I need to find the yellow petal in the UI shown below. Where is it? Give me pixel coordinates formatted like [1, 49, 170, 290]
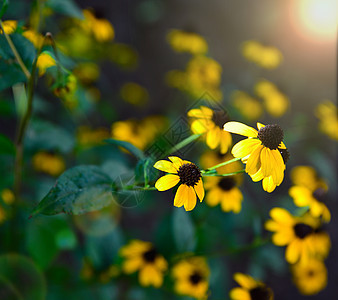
[229, 287, 251, 300]
[206, 188, 221, 206]
[270, 207, 294, 224]
[187, 106, 213, 118]
[270, 149, 285, 185]
[257, 122, 265, 130]
[271, 230, 294, 246]
[260, 148, 273, 177]
[183, 185, 197, 211]
[224, 121, 258, 137]
[155, 174, 180, 191]
[122, 256, 143, 274]
[279, 141, 286, 149]
[168, 156, 184, 170]
[262, 176, 277, 193]
[245, 144, 263, 175]
[286, 240, 301, 264]
[220, 130, 232, 154]
[138, 265, 163, 287]
[231, 138, 261, 158]
[250, 168, 264, 182]
[174, 184, 189, 207]
[194, 178, 204, 202]
[206, 127, 221, 149]
[233, 273, 257, 289]
[153, 160, 177, 173]
[191, 119, 210, 134]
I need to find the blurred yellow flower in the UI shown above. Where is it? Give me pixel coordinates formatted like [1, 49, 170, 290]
[230, 272, 273, 300]
[111, 115, 167, 150]
[188, 106, 232, 153]
[0, 20, 17, 34]
[242, 40, 283, 69]
[109, 43, 139, 70]
[290, 165, 319, 190]
[1, 189, 15, 205]
[73, 62, 100, 84]
[154, 156, 204, 211]
[224, 122, 288, 192]
[167, 29, 208, 54]
[120, 240, 167, 288]
[81, 9, 114, 42]
[231, 90, 263, 121]
[254, 79, 289, 117]
[120, 82, 149, 106]
[265, 208, 331, 264]
[172, 257, 210, 299]
[76, 126, 110, 147]
[53, 74, 78, 108]
[32, 152, 66, 176]
[291, 259, 327, 295]
[36, 52, 56, 76]
[315, 100, 338, 140]
[22, 29, 44, 48]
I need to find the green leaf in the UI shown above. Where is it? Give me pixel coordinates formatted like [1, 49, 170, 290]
[134, 157, 158, 184]
[0, 0, 9, 19]
[0, 134, 15, 155]
[105, 138, 145, 159]
[26, 119, 74, 153]
[172, 208, 196, 252]
[0, 59, 27, 91]
[46, 0, 83, 19]
[31, 165, 114, 216]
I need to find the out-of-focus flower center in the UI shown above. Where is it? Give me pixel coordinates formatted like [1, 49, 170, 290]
[178, 163, 201, 187]
[217, 177, 236, 191]
[142, 247, 157, 263]
[212, 110, 229, 128]
[293, 223, 314, 239]
[312, 187, 327, 203]
[249, 285, 273, 300]
[257, 124, 284, 150]
[189, 271, 203, 285]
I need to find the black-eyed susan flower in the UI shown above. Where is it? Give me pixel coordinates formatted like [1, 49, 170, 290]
[32, 152, 65, 176]
[0, 20, 17, 34]
[289, 174, 330, 222]
[231, 90, 263, 121]
[315, 100, 338, 140]
[290, 165, 319, 190]
[120, 82, 149, 106]
[36, 52, 56, 76]
[265, 208, 331, 264]
[230, 272, 273, 300]
[120, 240, 167, 288]
[291, 259, 327, 295]
[167, 29, 208, 54]
[188, 106, 232, 154]
[172, 257, 210, 299]
[154, 157, 204, 211]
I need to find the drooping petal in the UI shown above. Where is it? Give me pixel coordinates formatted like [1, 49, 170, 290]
[122, 256, 143, 274]
[270, 149, 285, 185]
[260, 148, 273, 177]
[233, 273, 257, 289]
[191, 119, 213, 134]
[250, 168, 264, 182]
[262, 176, 277, 193]
[245, 144, 263, 175]
[194, 178, 204, 202]
[206, 188, 221, 206]
[206, 127, 221, 149]
[231, 138, 261, 158]
[224, 121, 258, 137]
[174, 184, 189, 207]
[153, 160, 177, 173]
[138, 265, 163, 287]
[183, 185, 197, 211]
[155, 174, 180, 191]
[187, 106, 213, 118]
[220, 130, 232, 154]
[285, 240, 302, 264]
[229, 287, 251, 300]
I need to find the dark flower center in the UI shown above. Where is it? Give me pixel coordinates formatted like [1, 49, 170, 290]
[189, 271, 203, 285]
[212, 110, 229, 128]
[178, 163, 201, 187]
[293, 223, 314, 239]
[279, 148, 290, 164]
[218, 177, 236, 191]
[312, 188, 327, 203]
[257, 124, 284, 150]
[249, 285, 273, 300]
[142, 248, 157, 263]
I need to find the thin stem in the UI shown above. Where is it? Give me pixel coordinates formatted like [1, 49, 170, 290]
[0, 20, 31, 78]
[202, 170, 245, 177]
[165, 134, 202, 156]
[204, 157, 242, 172]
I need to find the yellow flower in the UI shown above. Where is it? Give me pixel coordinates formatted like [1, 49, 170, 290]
[188, 106, 232, 154]
[36, 52, 56, 76]
[120, 82, 149, 106]
[82, 9, 114, 42]
[224, 121, 288, 192]
[265, 208, 331, 264]
[53, 74, 78, 106]
[290, 165, 319, 190]
[73, 62, 100, 84]
[109, 43, 138, 70]
[32, 152, 66, 176]
[172, 257, 210, 299]
[291, 259, 327, 295]
[230, 272, 274, 300]
[0, 20, 17, 34]
[315, 100, 338, 140]
[167, 29, 208, 54]
[231, 90, 263, 121]
[22, 29, 44, 48]
[76, 126, 110, 147]
[120, 240, 167, 288]
[242, 40, 282, 69]
[153, 157, 204, 211]
[1, 189, 15, 205]
[254, 79, 289, 117]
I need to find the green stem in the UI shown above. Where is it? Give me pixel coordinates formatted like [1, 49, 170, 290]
[202, 170, 245, 177]
[204, 157, 242, 172]
[0, 20, 31, 78]
[165, 134, 202, 156]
